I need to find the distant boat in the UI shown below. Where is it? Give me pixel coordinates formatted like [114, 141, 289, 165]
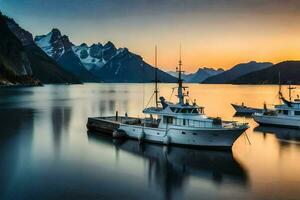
[231, 103, 264, 114]
[253, 79, 300, 128]
[87, 47, 249, 149]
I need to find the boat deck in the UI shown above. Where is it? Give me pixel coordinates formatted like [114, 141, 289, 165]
[87, 116, 158, 134]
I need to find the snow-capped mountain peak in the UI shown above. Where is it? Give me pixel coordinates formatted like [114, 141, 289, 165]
[35, 31, 52, 48]
[35, 28, 177, 83]
[72, 43, 105, 70]
[35, 28, 73, 60]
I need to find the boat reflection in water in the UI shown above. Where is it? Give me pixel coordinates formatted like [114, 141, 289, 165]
[233, 112, 254, 118]
[88, 132, 248, 199]
[254, 126, 300, 145]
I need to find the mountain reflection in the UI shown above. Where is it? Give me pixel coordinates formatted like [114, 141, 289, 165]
[88, 133, 248, 200]
[51, 106, 72, 155]
[0, 108, 35, 199]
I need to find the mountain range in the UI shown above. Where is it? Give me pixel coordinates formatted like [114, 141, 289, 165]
[231, 61, 300, 84]
[0, 12, 176, 85]
[35, 29, 177, 83]
[34, 29, 99, 82]
[203, 61, 273, 84]
[2, 12, 300, 86]
[168, 67, 224, 83]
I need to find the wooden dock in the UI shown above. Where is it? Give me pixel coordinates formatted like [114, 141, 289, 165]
[87, 117, 120, 134]
[86, 116, 142, 135]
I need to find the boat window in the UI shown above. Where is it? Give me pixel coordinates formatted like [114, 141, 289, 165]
[174, 118, 178, 125]
[187, 120, 189, 125]
[193, 133, 197, 135]
[181, 108, 187, 113]
[205, 122, 211, 127]
[192, 109, 198, 113]
[199, 108, 204, 114]
[189, 120, 194, 126]
[183, 119, 186, 125]
[295, 111, 300, 115]
[283, 110, 289, 115]
[163, 116, 173, 124]
[182, 132, 186, 134]
[194, 121, 200, 127]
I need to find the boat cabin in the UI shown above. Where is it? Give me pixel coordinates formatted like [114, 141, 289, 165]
[143, 100, 217, 129]
[275, 101, 300, 117]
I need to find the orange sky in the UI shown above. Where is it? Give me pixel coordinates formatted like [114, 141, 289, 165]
[105, 12, 300, 72]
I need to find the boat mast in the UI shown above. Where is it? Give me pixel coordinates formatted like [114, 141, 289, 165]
[278, 71, 282, 99]
[177, 45, 184, 104]
[154, 45, 159, 109]
[288, 84, 296, 101]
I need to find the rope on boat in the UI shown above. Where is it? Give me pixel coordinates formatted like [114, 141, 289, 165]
[169, 87, 175, 101]
[244, 131, 251, 145]
[145, 92, 155, 108]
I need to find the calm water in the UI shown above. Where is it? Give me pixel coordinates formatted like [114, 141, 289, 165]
[0, 84, 300, 200]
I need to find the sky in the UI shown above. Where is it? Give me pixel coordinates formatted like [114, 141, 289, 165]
[1, 0, 300, 72]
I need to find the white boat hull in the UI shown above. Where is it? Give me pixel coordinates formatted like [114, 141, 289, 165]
[253, 113, 300, 128]
[119, 125, 247, 149]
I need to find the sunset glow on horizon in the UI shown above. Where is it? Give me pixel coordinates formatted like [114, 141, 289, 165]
[2, 0, 300, 72]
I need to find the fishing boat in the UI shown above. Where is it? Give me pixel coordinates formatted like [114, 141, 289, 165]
[253, 84, 300, 128]
[231, 103, 264, 114]
[87, 47, 249, 149]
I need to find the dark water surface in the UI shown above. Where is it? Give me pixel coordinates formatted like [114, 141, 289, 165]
[0, 84, 300, 200]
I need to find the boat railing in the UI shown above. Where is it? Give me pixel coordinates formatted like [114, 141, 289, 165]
[97, 116, 142, 124]
[143, 107, 163, 113]
[96, 116, 160, 128]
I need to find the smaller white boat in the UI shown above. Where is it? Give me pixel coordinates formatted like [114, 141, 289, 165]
[253, 84, 300, 128]
[231, 103, 264, 114]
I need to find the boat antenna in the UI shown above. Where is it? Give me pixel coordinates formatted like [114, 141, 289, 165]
[154, 45, 159, 109]
[177, 44, 184, 104]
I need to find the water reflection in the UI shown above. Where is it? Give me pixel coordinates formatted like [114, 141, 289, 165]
[0, 108, 35, 199]
[233, 112, 254, 118]
[1, 84, 300, 199]
[88, 133, 249, 200]
[254, 126, 300, 147]
[51, 107, 72, 155]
